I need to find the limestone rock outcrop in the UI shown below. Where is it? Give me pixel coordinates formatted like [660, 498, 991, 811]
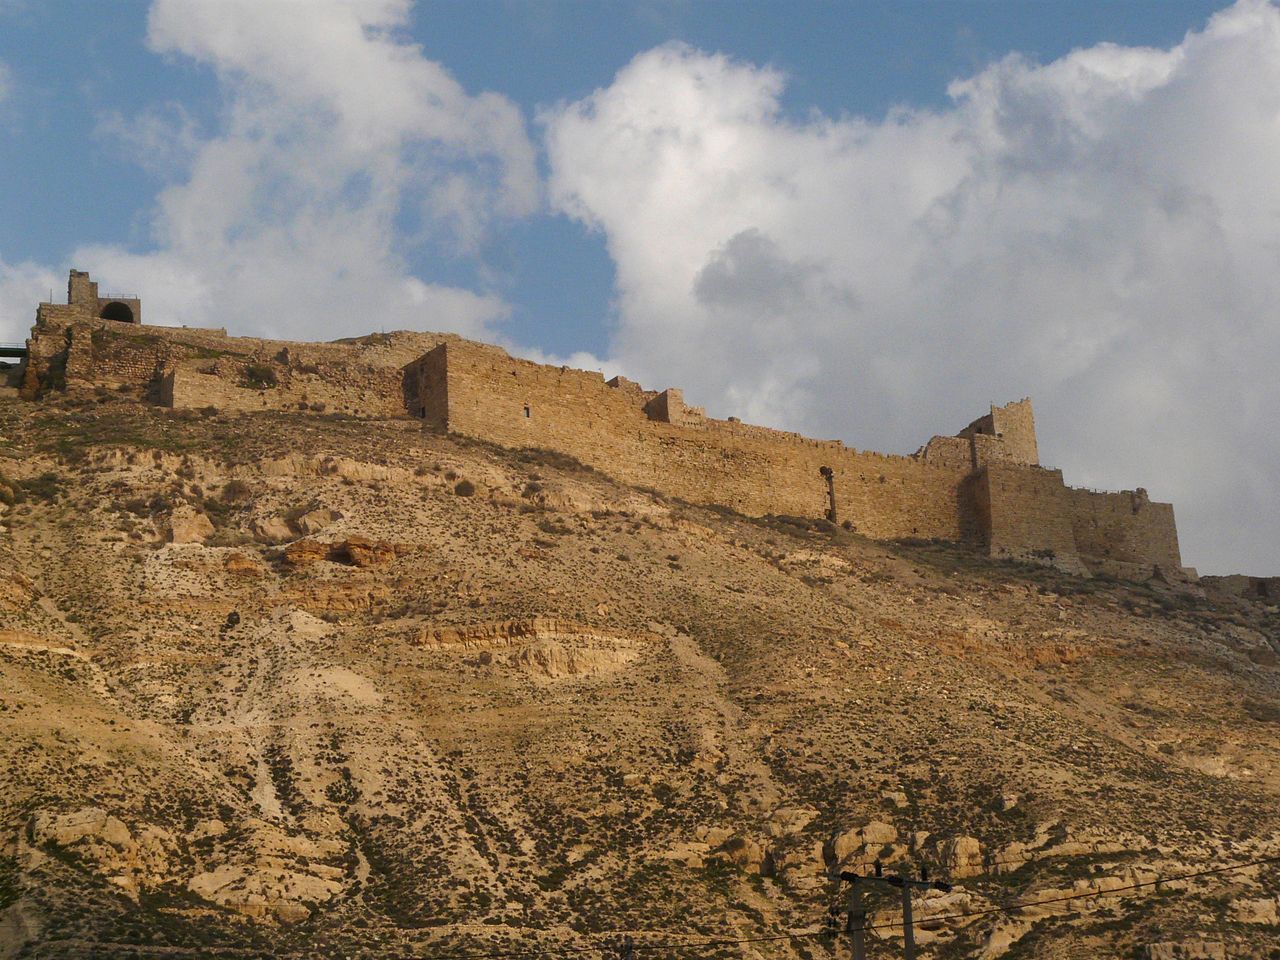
[187, 863, 342, 924]
[293, 506, 342, 535]
[501, 639, 638, 679]
[28, 808, 118, 847]
[940, 835, 984, 878]
[283, 538, 329, 567]
[224, 552, 264, 577]
[0, 570, 34, 611]
[1230, 897, 1279, 925]
[1145, 941, 1226, 960]
[715, 835, 768, 874]
[332, 535, 395, 567]
[167, 504, 215, 544]
[283, 536, 397, 568]
[828, 820, 900, 873]
[252, 516, 294, 544]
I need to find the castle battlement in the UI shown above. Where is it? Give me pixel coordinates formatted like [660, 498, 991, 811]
[18, 270, 1191, 582]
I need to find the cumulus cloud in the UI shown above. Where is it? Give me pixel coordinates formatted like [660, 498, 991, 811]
[0, 257, 59, 343]
[543, 1, 1280, 575]
[69, 0, 536, 341]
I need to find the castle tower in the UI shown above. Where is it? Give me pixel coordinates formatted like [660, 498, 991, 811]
[54, 269, 142, 324]
[988, 398, 1039, 466]
[957, 398, 1039, 467]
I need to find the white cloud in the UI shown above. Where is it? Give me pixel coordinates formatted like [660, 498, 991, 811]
[71, 0, 537, 341]
[544, 2, 1280, 575]
[0, 257, 59, 344]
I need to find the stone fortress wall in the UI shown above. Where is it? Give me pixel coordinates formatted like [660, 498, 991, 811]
[21, 271, 1191, 581]
[24, 271, 452, 417]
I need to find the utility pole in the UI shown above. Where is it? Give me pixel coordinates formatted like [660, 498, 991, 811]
[845, 873, 867, 960]
[839, 860, 952, 960]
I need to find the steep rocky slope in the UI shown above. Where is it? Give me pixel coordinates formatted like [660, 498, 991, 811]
[0, 391, 1277, 958]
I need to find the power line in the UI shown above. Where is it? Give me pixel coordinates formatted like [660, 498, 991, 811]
[424, 852, 1280, 959]
[849, 852, 1280, 935]
[33, 852, 1280, 959]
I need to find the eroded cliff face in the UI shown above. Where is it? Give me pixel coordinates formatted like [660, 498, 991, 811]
[0, 393, 1277, 959]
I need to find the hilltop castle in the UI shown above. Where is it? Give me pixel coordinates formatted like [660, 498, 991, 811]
[18, 270, 1191, 582]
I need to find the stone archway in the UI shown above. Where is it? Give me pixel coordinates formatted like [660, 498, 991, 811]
[99, 301, 135, 323]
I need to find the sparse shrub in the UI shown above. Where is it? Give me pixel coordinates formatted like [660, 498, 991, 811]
[14, 472, 63, 504]
[454, 479, 476, 497]
[242, 363, 278, 389]
[514, 447, 595, 474]
[221, 479, 252, 502]
[206, 528, 252, 547]
[1244, 698, 1280, 723]
[537, 517, 572, 536]
[283, 499, 318, 521]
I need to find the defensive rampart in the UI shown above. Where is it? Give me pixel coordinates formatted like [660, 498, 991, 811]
[25, 296, 451, 417]
[19, 270, 1191, 582]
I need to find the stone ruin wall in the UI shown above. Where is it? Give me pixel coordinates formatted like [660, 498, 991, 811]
[429, 339, 981, 541]
[67, 269, 142, 325]
[1203, 575, 1280, 601]
[978, 463, 1184, 578]
[26, 310, 452, 418]
[1064, 487, 1182, 577]
[989, 398, 1039, 466]
[977, 465, 1092, 575]
[21, 282, 1188, 580]
[957, 398, 1040, 468]
[160, 363, 408, 418]
[424, 339, 1185, 574]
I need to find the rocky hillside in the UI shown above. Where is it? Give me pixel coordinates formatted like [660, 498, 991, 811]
[0, 390, 1278, 959]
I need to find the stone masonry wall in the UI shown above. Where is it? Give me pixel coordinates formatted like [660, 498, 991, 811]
[433, 340, 978, 540]
[1064, 487, 1182, 573]
[23, 292, 1187, 582]
[916, 435, 973, 469]
[990, 398, 1039, 466]
[978, 465, 1183, 576]
[406, 345, 449, 429]
[28, 313, 451, 418]
[977, 464, 1087, 573]
[161, 361, 409, 418]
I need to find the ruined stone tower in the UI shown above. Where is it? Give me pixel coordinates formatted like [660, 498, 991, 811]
[63, 269, 142, 325]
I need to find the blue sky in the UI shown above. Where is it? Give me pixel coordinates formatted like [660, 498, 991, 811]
[1, 0, 1277, 576]
[0, 0, 1224, 356]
